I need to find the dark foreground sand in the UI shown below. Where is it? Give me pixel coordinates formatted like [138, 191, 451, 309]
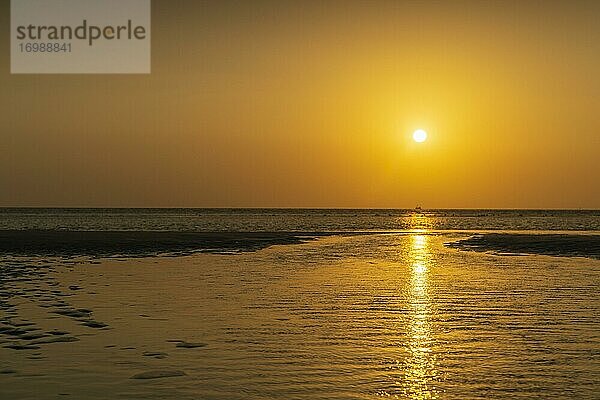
[0, 230, 339, 257]
[448, 233, 600, 259]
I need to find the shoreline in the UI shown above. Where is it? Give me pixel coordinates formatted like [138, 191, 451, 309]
[0, 230, 599, 259]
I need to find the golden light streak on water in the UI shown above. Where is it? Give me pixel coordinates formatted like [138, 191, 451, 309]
[407, 212, 435, 232]
[403, 229, 439, 399]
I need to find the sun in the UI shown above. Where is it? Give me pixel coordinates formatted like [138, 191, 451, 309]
[413, 129, 427, 143]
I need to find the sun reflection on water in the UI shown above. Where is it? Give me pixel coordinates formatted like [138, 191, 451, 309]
[403, 230, 438, 399]
[406, 212, 435, 232]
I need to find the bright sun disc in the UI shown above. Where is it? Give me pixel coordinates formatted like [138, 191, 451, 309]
[413, 129, 427, 143]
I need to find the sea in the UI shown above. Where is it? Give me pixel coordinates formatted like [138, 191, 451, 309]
[0, 208, 599, 232]
[0, 208, 599, 399]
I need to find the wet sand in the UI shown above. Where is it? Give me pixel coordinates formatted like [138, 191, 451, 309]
[448, 233, 600, 259]
[0, 230, 337, 257]
[1, 233, 599, 399]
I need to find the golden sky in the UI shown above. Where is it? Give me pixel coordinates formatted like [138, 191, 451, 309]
[1, 0, 599, 208]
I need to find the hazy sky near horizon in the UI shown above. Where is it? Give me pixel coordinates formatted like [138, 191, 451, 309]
[1, 0, 599, 208]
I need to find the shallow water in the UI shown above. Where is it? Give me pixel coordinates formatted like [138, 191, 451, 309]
[1, 233, 599, 399]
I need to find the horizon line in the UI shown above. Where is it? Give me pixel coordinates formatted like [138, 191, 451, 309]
[0, 206, 598, 211]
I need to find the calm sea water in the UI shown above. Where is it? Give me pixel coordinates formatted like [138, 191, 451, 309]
[0, 208, 599, 232]
[1, 210, 599, 399]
